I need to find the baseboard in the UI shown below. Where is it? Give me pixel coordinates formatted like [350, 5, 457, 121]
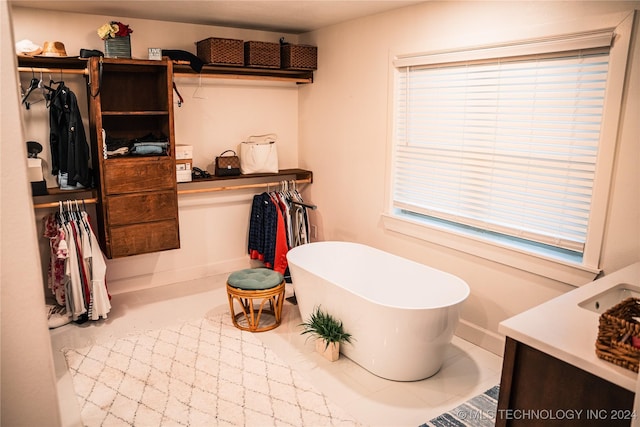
[107, 257, 253, 295]
[455, 318, 506, 357]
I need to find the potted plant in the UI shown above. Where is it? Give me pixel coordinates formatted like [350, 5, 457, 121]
[300, 306, 353, 361]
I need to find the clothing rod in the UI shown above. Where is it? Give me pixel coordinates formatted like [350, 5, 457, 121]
[33, 198, 98, 209]
[18, 66, 88, 75]
[177, 177, 312, 195]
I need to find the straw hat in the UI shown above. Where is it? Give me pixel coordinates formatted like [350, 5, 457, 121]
[39, 41, 71, 57]
[15, 39, 42, 56]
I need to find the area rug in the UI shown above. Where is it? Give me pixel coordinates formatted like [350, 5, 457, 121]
[421, 385, 500, 427]
[64, 314, 359, 426]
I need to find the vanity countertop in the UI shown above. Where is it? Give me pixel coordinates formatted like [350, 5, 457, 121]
[499, 262, 640, 392]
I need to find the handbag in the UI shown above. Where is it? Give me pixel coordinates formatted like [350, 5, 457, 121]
[215, 150, 241, 176]
[239, 134, 279, 174]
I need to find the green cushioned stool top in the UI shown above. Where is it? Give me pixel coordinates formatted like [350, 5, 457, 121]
[228, 268, 284, 290]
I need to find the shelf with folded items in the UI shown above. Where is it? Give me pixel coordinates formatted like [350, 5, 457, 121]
[102, 113, 171, 159]
[101, 111, 170, 116]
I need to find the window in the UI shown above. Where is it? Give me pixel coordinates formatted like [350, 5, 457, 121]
[385, 20, 633, 284]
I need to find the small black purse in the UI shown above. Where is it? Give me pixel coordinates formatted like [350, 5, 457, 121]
[215, 150, 241, 176]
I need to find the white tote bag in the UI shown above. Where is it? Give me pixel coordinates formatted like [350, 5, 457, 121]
[239, 134, 279, 174]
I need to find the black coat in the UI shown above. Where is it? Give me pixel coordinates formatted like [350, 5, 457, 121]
[49, 83, 91, 187]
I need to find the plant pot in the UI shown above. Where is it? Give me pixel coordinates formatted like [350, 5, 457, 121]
[316, 340, 339, 362]
[105, 35, 131, 58]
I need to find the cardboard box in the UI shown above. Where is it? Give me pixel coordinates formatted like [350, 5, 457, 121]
[176, 159, 192, 171]
[176, 169, 192, 183]
[27, 158, 44, 181]
[176, 145, 193, 160]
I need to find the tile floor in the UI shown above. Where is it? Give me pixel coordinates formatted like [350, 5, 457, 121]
[49, 272, 503, 427]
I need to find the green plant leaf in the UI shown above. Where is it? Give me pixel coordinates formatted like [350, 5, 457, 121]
[299, 305, 353, 345]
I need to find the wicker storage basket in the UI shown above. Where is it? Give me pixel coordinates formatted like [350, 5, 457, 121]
[196, 37, 244, 66]
[281, 44, 317, 70]
[596, 297, 640, 372]
[244, 41, 280, 68]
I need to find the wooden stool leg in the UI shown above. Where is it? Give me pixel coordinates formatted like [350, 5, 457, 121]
[226, 281, 285, 332]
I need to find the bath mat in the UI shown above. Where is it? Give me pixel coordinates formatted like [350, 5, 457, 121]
[421, 385, 500, 427]
[64, 314, 359, 426]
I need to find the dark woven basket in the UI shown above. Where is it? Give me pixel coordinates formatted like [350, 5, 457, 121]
[596, 297, 640, 372]
[196, 37, 244, 66]
[244, 41, 280, 68]
[281, 44, 317, 70]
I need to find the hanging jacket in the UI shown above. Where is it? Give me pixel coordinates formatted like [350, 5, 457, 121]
[248, 192, 278, 266]
[49, 83, 91, 187]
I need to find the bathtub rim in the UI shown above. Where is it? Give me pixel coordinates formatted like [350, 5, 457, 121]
[287, 241, 470, 310]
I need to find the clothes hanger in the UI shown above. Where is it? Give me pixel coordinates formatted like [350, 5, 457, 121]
[172, 81, 184, 107]
[21, 70, 40, 108]
[192, 74, 207, 99]
[26, 71, 50, 108]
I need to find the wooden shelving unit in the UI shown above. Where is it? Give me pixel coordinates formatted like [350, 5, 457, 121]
[21, 56, 315, 254]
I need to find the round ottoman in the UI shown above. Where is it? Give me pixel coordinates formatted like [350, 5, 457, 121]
[226, 268, 285, 332]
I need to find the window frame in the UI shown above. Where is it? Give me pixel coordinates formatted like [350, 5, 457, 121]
[383, 13, 635, 286]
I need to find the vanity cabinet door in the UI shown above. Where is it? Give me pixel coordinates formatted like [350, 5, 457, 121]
[497, 337, 634, 426]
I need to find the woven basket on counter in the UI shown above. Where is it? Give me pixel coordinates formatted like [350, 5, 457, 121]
[244, 41, 280, 68]
[196, 37, 244, 66]
[596, 297, 640, 372]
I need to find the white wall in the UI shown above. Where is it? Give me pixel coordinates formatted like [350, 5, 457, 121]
[299, 1, 640, 353]
[1, 3, 62, 425]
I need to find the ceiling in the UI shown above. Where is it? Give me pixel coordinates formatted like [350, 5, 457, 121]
[11, 1, 425, 34]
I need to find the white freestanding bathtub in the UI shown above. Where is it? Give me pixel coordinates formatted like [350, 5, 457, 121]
[286, 241, 470, 381]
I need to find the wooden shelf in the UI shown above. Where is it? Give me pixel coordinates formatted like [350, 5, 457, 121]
[172, 62, 314, 84]
[18, 56, 314, 84]
[178, 168, 312, 185]
[177, 168, 313, 194]
[32, 188, 98, 209]
[101, 111, 170, 116]
[17, 55, 88, 71]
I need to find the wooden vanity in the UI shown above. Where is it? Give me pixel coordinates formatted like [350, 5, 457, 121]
[497, 263, 639, 426]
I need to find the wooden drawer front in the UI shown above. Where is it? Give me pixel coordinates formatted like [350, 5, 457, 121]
[104, 159, 175, 195]
[109, 220, 180, 258]
[107, 191, 177, 226]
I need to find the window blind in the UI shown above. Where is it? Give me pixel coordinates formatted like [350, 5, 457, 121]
[393, 47, 611, 253]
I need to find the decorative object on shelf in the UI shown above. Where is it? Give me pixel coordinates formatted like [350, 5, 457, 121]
[196, 37, 244, 66]
[15, 39, 42, 56]
[596, 297, 640, 372]
[26, 140, 47, 196]
[148, 48, 162, 60]
[280, 38, 318, 70]
[239, 133, 279, 174]
[39, 41, 73, 58]
[98, 21, 133, 58]
[299, 306, 352, 362]
[244, 41, 280, 68]
[215, 150, 241, 177]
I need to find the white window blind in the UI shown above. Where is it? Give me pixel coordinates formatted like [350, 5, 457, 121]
[392, 34, 613, 254]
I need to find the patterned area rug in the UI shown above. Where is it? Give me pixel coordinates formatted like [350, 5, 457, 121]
[64, 314, 359, 426]
[421, 385, 500, 427]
